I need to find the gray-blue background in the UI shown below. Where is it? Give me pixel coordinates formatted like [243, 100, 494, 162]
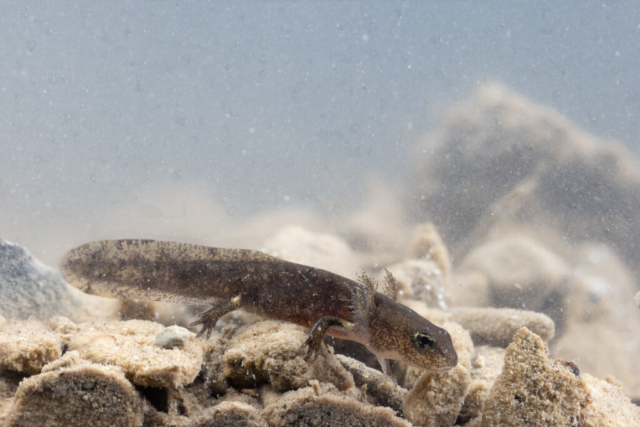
[1, 1, 639, 254]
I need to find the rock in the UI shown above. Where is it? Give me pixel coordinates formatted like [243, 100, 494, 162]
[336, 354, 406, 414]
[386, 259, 449, 308]
[581, 374, 640, 426]
[457, 346, 506, 426]
[410, 222, 451, 279]
[459, 236, 567, 311]
[155, 325, 192, 349]
[552, 320, 640, 401]
[263, 382, 411, 427]
[0, 239, 78, 320]
[452, 307, 555, 347]
[403, 365, 471, 427]
[200, 331, 229, 394]
[552, 243, 640, 396]
[67, 319, 204, 388]
[410, 82, 640, 272]
[186, 401, 266, 427]
[0, 319, 61, 374]
[223, 320, 354, 392]
[481, 327, 589, 426]
[5, 356, 143, 427]
[143, 400, 267, 427]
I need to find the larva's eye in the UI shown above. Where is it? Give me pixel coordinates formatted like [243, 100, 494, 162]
[412, 331, 435, 349]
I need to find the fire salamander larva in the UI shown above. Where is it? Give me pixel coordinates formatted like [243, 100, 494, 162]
[60, 239, 458, 375]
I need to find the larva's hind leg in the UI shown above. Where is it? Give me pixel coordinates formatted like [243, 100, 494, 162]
[190, 294, 241, 339]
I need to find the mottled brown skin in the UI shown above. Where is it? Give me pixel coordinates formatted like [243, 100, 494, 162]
[60, 239, 458, 373]
[369, 294, 456, 370]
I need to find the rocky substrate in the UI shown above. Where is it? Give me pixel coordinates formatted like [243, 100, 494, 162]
[0, 231, 638, 426]
[0, 313, 638, 427]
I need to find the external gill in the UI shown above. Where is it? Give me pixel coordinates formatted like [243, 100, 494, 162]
[353, 270, 401, 381]
[352, 270, 377, 321]
[381, 269, 398, 301]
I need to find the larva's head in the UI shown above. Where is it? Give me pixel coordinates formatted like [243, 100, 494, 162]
[368, 294, 458, 372]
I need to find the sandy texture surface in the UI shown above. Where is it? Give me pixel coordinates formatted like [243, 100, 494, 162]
[451, 307, 555, 347]
[481, 327, 590, 426]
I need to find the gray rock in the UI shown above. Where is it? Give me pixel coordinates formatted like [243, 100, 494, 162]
[0, 239, 78, 320]
[155, 325, 191, 349]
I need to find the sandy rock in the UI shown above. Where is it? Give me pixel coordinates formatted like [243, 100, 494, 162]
[458, 380, 488, 426]
[457, 346, 505, 425]
[324, 337, 381, 374]
[184, 401, 266, 427]
[49, 315, 80, 334]
[0, 239, 78, 320]
[0, 319, 61, 374]
[258, 384, 283, 408]
[407, 86, 640, 406]
[452, 307, 555, 347]
[5, 358, 142, 427]
[49, 315, 81, 351]
[562, 243, 637, 324]
[403, 364, 472, 427]
[336, 354, 406, 414]
[410, 83, 640, 270]
[410, 222, 451, 279]
[411, 82, 575, 245]
[262, 226, 359, 278]
[386, 259, 449, 308]
[550, 243, 640, 396]
[552, 320, 640, 400]
[443, 321, 474, 371]
[459, 236, 567, 310]
[143, 400, 266, 427]
[636, 291, 640, 308]
[67, 319, 204, 388]
[41, 349, 84, 372]
[155, 325, 192, 349]
[481, 327, 589, 426]
[470, 346, 505, 384]
[223, 320, 354, 392]
[263, 381, 411, 427]
[581, 374, 640, 426]
[200, 331, 229, 394]
[140, 376, 263, 426]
